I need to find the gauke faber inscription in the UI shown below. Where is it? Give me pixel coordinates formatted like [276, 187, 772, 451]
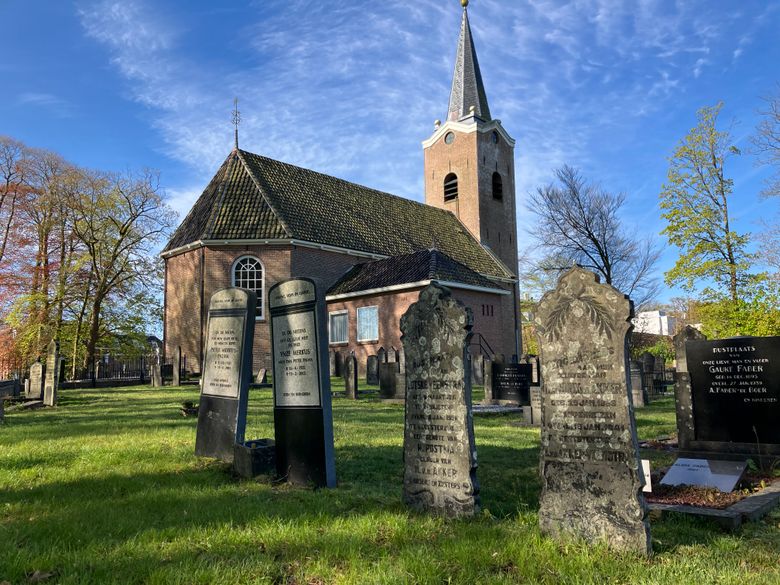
[195, 288, 256, 462]
[400, 283, 479, 517]
[534, 267, 650, 555]
[269, 278, 336, 488]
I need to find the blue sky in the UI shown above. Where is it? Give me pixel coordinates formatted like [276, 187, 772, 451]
[2, 0, 779, 302]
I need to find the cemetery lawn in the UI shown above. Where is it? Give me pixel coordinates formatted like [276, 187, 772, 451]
[1, 387, 778, 585]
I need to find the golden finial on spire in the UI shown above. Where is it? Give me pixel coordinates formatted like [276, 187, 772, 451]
[461, 0, 469, 7]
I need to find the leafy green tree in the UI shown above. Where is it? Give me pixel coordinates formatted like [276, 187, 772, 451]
[660, 102, 751, 303]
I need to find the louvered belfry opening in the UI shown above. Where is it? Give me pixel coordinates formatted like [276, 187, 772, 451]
[492, 172, 503, 200]
[444, 173, 459, 201]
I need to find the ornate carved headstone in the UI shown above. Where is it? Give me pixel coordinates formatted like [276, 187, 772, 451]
[534, 266, 650, 555]
[195, 288, 256, 462]
[401, 283, 479, 517]
[269, 278, 336, 488]
[366, 355, 379, 385]
[344, 353, 358, 399]
[172, 346, 182, 386]
[28, 362, 44, 400]
[43, 340, 60, 407]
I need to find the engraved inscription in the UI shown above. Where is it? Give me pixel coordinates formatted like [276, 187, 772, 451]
[202, 315, 244, 398]
[273, 311, 321, 407]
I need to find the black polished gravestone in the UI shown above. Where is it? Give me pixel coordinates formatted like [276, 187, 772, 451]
[194, 288, 256, 463]
[269, 278, 336, 488]
[490, 362, 531, 404]
[684, 336, 780, 457]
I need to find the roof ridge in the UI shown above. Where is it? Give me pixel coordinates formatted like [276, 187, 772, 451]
[234, 149, 293, 238]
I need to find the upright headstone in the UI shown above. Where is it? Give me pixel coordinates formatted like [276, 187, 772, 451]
[534, 266, 650, 555]
[391, 347, 401, 371]
[471, 354, 484, 386]
[377, 346, 387, 364]
[172, 346, 182, 386]
[269, 278, 336, 488]
[683, 334, 780, 459]
[379, 362, 402, 399]
[195, 288, 256, 462]
[673, 326, 706, 453]
[24, 378, 30, 397]
[640, 352, 655, 398]
[28, 362, 44, 400]
[328, 351, 336, 376]
[528, 386, 542, 426]
[43, 340, 60, 407]
[629, 360, 645, 409]
[255, 367, 268, 384]
[398, 347, 406, 375]
[401, 283, 479, 517]
[334, 351, 344, 377]
[344, 353, 358, 399]
[151, 364, 163, 387]
[483, 359, 494, 402]
[489, 362, 532, 404]
[366, 355, 379, 385]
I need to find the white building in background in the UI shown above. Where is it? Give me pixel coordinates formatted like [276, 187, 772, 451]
[633, 310, 677, 336]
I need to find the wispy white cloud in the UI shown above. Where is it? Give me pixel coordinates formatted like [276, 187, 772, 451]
[16, 92, 74, 117]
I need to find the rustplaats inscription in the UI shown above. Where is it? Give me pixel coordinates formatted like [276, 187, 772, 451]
[269, 279, 316, 308]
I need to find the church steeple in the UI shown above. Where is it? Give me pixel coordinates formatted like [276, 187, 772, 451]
[447, 2, 491, 122]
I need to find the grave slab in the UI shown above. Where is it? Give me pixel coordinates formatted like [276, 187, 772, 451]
[660, 458, 747, 492]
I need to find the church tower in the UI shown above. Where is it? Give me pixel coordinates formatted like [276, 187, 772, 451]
[423, 1, 518, 276]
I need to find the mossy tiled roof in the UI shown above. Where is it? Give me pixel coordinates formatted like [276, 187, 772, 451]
[327, 249, 504, 296]
[163, 149, 512, 280]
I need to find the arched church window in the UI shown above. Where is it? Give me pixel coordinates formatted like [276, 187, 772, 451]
[492, 172, 503, 200]
[232, 256, 264, 319]
[444, 173, 459, 201]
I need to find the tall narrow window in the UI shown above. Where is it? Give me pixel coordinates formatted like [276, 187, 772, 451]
[357, 306, 379, 342]
[492, 172, 503, 200]
[329, 311, 348, 344]
[444, 173, 459, 201]
[232, 256, 264, 319]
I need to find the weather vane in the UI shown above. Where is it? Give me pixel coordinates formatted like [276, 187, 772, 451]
[232, 97, 241, 149]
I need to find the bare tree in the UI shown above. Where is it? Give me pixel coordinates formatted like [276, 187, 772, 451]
[752, 84, 780, 198]
[0, 136, 29, 267]
[528, 165, 661, 307]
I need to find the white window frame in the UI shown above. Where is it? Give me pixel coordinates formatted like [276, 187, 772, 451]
[328, 310, 349, 345]
[356, 306, 379, 342]
[231, 255, 265, 321]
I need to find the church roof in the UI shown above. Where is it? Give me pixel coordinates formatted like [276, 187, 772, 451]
[163, 149, 514, 280]
[327, 249, 504, 297]
[447, 7, 491, 122]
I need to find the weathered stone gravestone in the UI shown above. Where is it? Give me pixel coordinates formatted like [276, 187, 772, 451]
[679, 332, 780, 459]
[334, 351, 344, 377]
[377, 346, 387, 364]
[151, 364, 163, 387]
[269, 278, 336, 488]
[43, 340, 60, 406]
[328, 351, 336, 376]
[255, 367, 268, 384]
[629, 360, 645, 409]
[172, 346, 182, 386]
[401, 283, 479, 517]
[194, 288, 256, 462]
[534, 266, 650, 555]
[366, 355, 379, 385]
[344, 353, 358, 399]
[28, 362, 44, 400]
[471, 354, 484, 386]
[390, 347, 401, 371]
[379, 362, 404, 399]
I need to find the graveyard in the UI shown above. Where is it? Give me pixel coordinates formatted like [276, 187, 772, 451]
[0, 380, 777, 584]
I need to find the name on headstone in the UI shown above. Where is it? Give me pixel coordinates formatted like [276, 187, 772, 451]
[269, 278, 336, 488]
[660, 458, 747, 493]
[534, 266, 650, 555]
[490, 362, 532, 404]
[194, 288, 256, 462]
[401, 283, 479, 517]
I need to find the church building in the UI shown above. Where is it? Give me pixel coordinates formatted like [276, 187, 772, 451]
[161, 3, 521, 375]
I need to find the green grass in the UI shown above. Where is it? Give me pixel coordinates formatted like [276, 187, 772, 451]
[1, 384, 778, 584]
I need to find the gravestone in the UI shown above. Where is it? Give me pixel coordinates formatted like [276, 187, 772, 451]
[151, 364, 163, 387]
[194, 288, 256, 462]
[401, 283, 479, 517]
[660, 458, 747, 492]
[366, 355, 379, 385]
[471, 354, 484, 386]
[483, 359, 494, 402]
[172, 346, 182, 386]
[344, 353, 358, 399]
[673, 326, 706, 453]
[28, 362, 44, 400]
[398, 347, 406, 375]
[43, 340, 60, 407]
[681, 334, 780, 459]
[534, 266, 650, 555]
[255, 367, 268, 384]
[629, 360, 645, 408]
[334, 351, 344, 377]
[528, 386, 542, 426]
[489, 362, 531, 404]
[328, 351, 336, 376]
[391, 347, 401, 371]
[377, 346, 387, 364]
[269, 278, 336, 488]
[379, 362, 404, 399]
[24, 379, 30, 397]
[640, 352, 655, 398]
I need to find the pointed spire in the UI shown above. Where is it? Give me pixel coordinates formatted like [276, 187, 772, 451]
[447, 3, 491, 122]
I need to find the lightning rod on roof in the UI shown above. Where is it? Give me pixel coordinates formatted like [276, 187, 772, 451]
[232, 97, 241, 149]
